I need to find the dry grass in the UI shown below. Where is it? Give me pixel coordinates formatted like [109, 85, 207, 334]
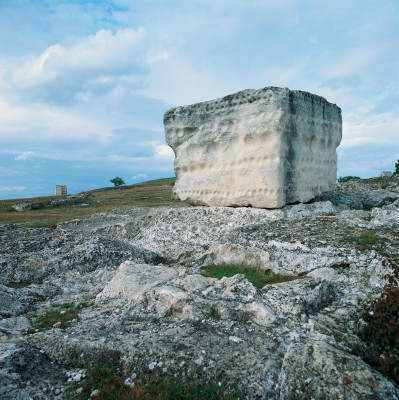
[0, 178, 188, 228]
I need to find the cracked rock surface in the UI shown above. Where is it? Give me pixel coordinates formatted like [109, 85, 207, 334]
[0, 177, 399, 399]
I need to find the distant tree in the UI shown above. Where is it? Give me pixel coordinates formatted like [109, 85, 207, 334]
[110, 176, 125, 186]
[395, 159, 399, 175]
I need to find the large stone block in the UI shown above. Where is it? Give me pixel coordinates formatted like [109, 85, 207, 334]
[164, 86, 342, 208]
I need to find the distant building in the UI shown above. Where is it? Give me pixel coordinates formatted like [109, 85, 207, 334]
[379, 171, 393, 178]
[55, 185, 67, 196]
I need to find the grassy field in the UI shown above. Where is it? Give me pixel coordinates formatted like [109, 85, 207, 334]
[0, 178, 189, 228]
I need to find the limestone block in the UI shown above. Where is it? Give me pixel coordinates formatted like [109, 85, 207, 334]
[164, 86, 342, 208]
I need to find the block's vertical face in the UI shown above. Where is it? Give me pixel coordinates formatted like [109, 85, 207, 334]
[280, 90, 342, 205]
[164, 87, 342, 208]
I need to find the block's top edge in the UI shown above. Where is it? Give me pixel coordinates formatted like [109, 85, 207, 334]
[164, 86, 341, 123]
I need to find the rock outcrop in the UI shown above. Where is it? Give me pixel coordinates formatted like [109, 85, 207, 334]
[165, 87, 342, 208]
[1, 176, 399, 399]
[11, 201, 41, 212]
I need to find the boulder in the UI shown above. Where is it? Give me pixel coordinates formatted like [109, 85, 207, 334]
[277, 340, 399, 399]
[49, 193, 88, 207]
[370, 205, 399, 227]
[11, 201, 40, 212]
[364, 189, 399, 207]
[0, 284, 35, 317]
[316, 189, 399, 209]
[165, 86, 342, 208]
[0, 316, 31, 334]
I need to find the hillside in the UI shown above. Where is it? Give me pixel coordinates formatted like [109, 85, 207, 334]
[0, 178, 189, 227]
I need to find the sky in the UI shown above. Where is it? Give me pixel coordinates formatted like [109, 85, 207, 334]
[0, 0, 398, 200]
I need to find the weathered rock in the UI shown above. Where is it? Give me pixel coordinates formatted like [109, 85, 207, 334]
[364, 189, 399, 207]
[49, 193, 88, 207]
[29, 256, 396, 399]
[1, 178, 399, 399]
[96, 262, 179, 304]
[370, 205, 399, 227]
[277, 340, 399, 399]
[0, 224, 162, 285]
[0, 316, 31, 334]
[315, 191, 366, 209]
[316, 189, 399, 209]
[165, 86, 342, 208]
[11, 201, 41, 212]
[0, 338, 66, 399]
[0, 284, 35, 317]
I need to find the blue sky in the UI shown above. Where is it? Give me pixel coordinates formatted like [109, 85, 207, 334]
[0, 0, 398, 199]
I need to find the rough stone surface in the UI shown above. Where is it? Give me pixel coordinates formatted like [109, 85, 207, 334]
[316, 179, 399, 210]
[165, 86, 342, 208]
[11, 201, 41, 212]
[0, 316, 31, 334]
[49, 193, 88, 207]
[0, 284, 35, 317]
[0, 176, 399, 399]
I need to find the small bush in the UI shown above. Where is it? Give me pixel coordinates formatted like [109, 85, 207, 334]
[66, 363, 243, 400]
[110, 177, 126, 186]
[360, 257, 399, 383]
[395, 159, 399, 175]
[337, 176, 361, 183]
[201, 263, 302, 288]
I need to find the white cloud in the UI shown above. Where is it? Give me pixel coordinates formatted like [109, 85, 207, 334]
[154, 144, 174, 159]
[147, 51, 170, 63]
[14, 28, 146, 85]
[12, 28, 148, 103]
[341, 112, 399, 148]
[0, 93, 110, 142]
[0, 185, 26, 192]
[15, 151, 36, 162]
[132, 173, 148, 180]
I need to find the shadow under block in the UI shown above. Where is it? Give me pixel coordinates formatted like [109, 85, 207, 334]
[164, 86, 342, 208]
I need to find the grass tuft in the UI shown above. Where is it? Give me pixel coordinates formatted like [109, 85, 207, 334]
[344, 230, 386, 251]
[29, 302, 87, 332]
[66, 363, 243, 400]
[201, 263, 302, 288]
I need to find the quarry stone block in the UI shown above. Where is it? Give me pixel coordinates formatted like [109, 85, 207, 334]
[164, 86, 342, 208]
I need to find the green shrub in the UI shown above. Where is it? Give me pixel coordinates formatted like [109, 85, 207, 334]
[110, 177, 126, 186]
[201, 263, 302, 288]
[337, 176, 361, 183]
[395, 159, 399, 175]
[360, 257, 399, 383]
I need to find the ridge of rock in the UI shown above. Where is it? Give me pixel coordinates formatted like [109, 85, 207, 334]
[1, 176, 399, 399]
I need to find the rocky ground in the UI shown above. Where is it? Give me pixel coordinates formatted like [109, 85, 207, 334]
[1, 177, 399, 399]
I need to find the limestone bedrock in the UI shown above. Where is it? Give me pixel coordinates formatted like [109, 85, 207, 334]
[164, 86, 342, 208]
